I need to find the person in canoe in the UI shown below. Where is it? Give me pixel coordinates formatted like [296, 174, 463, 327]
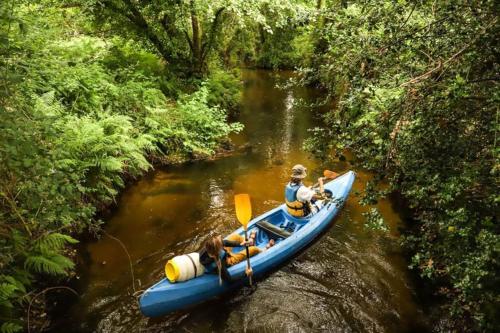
[285, 164, 325, 217]
[200, 231, 275, 284]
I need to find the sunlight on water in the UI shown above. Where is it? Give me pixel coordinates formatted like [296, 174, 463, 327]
[281, 91, 295, 155]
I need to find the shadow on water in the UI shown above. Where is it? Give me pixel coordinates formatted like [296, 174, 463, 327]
[49, 70, 429, 333]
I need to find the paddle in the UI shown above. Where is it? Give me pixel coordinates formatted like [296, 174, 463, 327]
[234, 193, 253, 286]
[311, 169, 340, 189]
[323, 169, 339, 179]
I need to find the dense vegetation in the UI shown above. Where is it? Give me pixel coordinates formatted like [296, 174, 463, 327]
[0, 2, 246, 332]
[0, 0, 497, 332]
[304, 0, 499, 331]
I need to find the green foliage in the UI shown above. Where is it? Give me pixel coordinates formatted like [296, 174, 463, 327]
[304, 0, 499, 330]
[212, 1, 315, 69]
[79, 0, 309, 75]
[362, 208, 389, 232]
[1, 322, 23, 333]
[175, 86, 244, 154]
[0, 1, 243, 330]
[205, 69, 242, 116]
[255, 21, 314, 69]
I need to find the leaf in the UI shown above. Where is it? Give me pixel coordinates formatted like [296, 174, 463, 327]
[1, 322, 23, 333]
[0, 283, 19, 301]
[24, 254, 74, 276]
[35, 233, 79, 253]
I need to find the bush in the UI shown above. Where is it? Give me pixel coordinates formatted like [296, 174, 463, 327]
[205, 69, 242, 117]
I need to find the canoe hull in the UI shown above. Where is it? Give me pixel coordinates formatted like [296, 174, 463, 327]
[139, 171, 356, 317]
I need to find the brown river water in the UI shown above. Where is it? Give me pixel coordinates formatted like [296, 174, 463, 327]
[50, 70, 428, 332]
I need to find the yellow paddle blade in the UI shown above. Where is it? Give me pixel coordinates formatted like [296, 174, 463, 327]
[323, 170, 339, 179]
[234, 194, 252, 227]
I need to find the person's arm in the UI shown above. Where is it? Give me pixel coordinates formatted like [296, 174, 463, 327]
[219, 259, 233, 282]
[223, 238, 253, 247]
[198, 249, 213, 266]
[318, 177, 324, 194]
[199, 248, 234, 282]
[222, 239, 240, 247]
[298, 185, 324, 202]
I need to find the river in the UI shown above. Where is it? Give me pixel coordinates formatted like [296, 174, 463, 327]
[50, 70, 428, 332]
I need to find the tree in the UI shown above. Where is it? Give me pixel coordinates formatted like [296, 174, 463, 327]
[80, 0, 306, 75]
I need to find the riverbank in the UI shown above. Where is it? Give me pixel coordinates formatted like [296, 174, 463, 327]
[0, 18, 243, 330]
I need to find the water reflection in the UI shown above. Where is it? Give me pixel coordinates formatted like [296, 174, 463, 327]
[281, 91, 295, 155]
[207, 180, 225, 209]
[50, 70, 428, 333]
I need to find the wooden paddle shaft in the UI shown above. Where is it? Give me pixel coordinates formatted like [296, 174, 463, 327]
[311, 177, 324, 189]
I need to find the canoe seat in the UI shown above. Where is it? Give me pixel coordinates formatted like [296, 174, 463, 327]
[256, 220, 292, 239]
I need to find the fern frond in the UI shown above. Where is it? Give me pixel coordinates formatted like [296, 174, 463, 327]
[35, 233, 78, 253]
[0, 283, 18, 301]
[1, 322, 23, 333]
[24, 254, 74, 276]
[0, 275, 26, 293]
[97, 157, 123, 172]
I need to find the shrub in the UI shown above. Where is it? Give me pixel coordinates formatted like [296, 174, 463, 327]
[205, 69, 242, 117]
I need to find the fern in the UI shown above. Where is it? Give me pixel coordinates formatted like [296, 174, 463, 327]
[97, 157, 124, 172]
[24, 254, 74, 276]
[1, 276, 26, 294]
[1, 6, 244, 328]
[35, 233, 78, 253]
[24, 234, 77, 276]
[0, 283, 19, 301]
[1, 322, 22, 333]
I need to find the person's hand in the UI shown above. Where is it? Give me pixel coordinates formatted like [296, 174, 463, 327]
[313, 190, 326, 200]
[245, 266, 253, 277]
[240, 239, 254, 246]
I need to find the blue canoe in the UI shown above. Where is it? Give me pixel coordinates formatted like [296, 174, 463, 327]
[139, 171, 356, 317]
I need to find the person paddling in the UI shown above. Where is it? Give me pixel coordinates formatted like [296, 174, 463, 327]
[285, 164, 325, 217]
[199, 231, 274, 284]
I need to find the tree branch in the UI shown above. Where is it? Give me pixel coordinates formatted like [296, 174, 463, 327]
[184, 30, 194, 54]
[0, 190, 32, 237]
[201, 7, 225, 64]
[103, 0, 172, 62]
[400, 18, 498, 87]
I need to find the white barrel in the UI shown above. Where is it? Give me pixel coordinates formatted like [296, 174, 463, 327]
[165, 253, 205, 283]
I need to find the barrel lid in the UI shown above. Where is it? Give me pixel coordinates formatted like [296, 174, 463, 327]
[165, 259, 180, 282]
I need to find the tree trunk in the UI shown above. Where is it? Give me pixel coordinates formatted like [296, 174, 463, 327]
[201, 7, 225, 71]
[190, 0, 202, 74]
[314, 0, 327, 53]
[256, 24, 266, 56]
[316, 0, 325, 29]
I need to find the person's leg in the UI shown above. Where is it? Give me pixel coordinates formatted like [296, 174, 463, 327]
[248, 246, 260, 256]
[226, 234, 244, 243]
[225, 231, 257, 247]
[266, 239, 275, 249]
[224, 234, 244, 258]
[226, 246, 261, 266]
